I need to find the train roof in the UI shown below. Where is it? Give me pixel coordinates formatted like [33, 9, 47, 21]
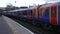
[8, 8, 34, 12]
[40, 3, 57, 8]
[40, 2, 60, 8]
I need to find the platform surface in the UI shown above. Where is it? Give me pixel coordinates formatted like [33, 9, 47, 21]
[0, 16, 13, 34]
[2, 15, 34, 34]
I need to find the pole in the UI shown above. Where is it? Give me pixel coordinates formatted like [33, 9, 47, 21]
[14, 1, 16, 9]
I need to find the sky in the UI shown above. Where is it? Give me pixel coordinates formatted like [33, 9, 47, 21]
[0, 0, 60, 7]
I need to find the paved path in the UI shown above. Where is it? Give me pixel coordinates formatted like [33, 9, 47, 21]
[0, 16, 13, 34]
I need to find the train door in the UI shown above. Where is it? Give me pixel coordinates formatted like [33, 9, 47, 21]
[39, 8, 43, 18]
[50, 5, 58, 25]
[17, 11, 19, 16]
[43, 7, 50, 22]
[13, 12, 16, 16]
[39, 7, 47, 19]
[27, 10, 32, 20]
[10, 12, 12, 16]
[39, 7, 50, 22]
[32, 8, 39, 19]
[32, 8, 36, 19]
[23, 10, 27, 17]
[19, 11, 23, 17]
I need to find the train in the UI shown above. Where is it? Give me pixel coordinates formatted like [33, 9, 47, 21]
[0, 9, 3, 16]
[3, 2, 60, 32]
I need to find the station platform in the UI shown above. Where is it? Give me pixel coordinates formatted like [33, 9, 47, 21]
[0, 15, 34, 34]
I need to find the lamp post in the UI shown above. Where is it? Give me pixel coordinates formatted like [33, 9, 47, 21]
[15, 1, 16, 7]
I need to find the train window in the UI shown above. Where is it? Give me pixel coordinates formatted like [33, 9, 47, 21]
[45, 7, 49, 16]
[14, 12, 16, 14]
[51, 6, 56, 17]
[40, 7, 46, 16]
[31, 10, 32, 15]
[23, 11, 27, 15]
[13, 12, 16, 15]
[27, 10, 32, 15]
[19, 11, 23, 15]
[33, 8, 36, 15]
[8, 12, 11, 14]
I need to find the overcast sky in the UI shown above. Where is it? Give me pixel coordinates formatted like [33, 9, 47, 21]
[0, 0, 59, 7]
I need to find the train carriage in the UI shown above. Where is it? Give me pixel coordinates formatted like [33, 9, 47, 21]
[37, 2, 60, 32]
[4, 2, 60, 32]
[7, 8, 37, 20]
[39, 3, 58, 25]
[0, 9, 3, 16]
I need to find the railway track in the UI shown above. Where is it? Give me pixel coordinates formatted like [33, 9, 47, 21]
[7, 16, 57, 34]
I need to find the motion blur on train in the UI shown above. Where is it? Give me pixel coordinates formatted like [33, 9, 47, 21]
[0, 9, 3, 16]
[3, 2, 60, 32]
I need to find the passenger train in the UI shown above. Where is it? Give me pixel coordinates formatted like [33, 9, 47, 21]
[3, 2, 60, 32]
